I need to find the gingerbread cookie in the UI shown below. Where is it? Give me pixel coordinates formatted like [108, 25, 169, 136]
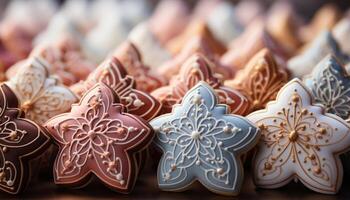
[70, 57, 161, 121]
[150, 81, 259, 196]
[152, 54, 249, 115]
[113, 41, 164, 93]
[247, 78, 350, 194]
[225, 49, 289, 112]
[6, 57, 78, 124]
[287, 31, 349, 78]
[45, 83, 153, 193]
[0, 83, 51, 194]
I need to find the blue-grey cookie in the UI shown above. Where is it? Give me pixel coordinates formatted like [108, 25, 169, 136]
[150, 81, 260, 196]
[304, 54, 350, 119]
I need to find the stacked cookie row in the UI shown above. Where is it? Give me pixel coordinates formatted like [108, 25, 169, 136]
[0, 0, 349, 197]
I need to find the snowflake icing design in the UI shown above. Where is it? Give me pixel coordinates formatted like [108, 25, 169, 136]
[248, 78, 350, 194]
[45, 83, 153, 193]
[151, 82, 259, 196]
[304, 55, 350, 119]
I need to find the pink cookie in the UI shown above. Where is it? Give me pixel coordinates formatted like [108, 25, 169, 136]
[45, 83, 153, 193]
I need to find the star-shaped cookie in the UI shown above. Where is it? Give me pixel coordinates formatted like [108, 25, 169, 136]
[6, 57, 78, 124]
[0, 83, 51, 194]
[113, 41, 164, 93]
[247, 78, 350, 194]
[70, 57, 161, 121]
[152, 54, 249, 115]
[150, 82, 259, 196]
[225, 48, 289, 112]
[45, 83, 154, 193]
[304, 54, 350, 119]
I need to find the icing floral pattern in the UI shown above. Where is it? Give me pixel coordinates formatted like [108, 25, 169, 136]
[248, 79, 350, 194]
[0, 84, 50, 194]
[304, 55, 350, 119]
[70, 57, 161, 121]
[151, 82, 259, 195]
[45, 83, 153, 193]
[151, 54, 249, 115]
[6, 57, 78, 124]
[226, 49, 288, 112]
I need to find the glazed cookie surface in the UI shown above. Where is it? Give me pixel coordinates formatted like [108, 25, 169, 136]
[71, 57, 161, 121]
[6, 57, 78, 124]
[151, 82, 259, 196]
[248, 78, 350, 194]
[0, 83, 51, 194]
[45, 83, 154, 193]
[152, 54, 249, 115]
[304, 54, 350, 119]
[225, 48, 289, 112]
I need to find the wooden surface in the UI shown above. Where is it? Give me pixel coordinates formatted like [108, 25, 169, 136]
[1, 168, 350, 199]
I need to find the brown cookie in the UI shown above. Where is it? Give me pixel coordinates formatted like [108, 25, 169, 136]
[225, 49, 289, 112]
[152, 54, 249, 115]
[70, 57, 161, 121]
[0, 83, 51, 194]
